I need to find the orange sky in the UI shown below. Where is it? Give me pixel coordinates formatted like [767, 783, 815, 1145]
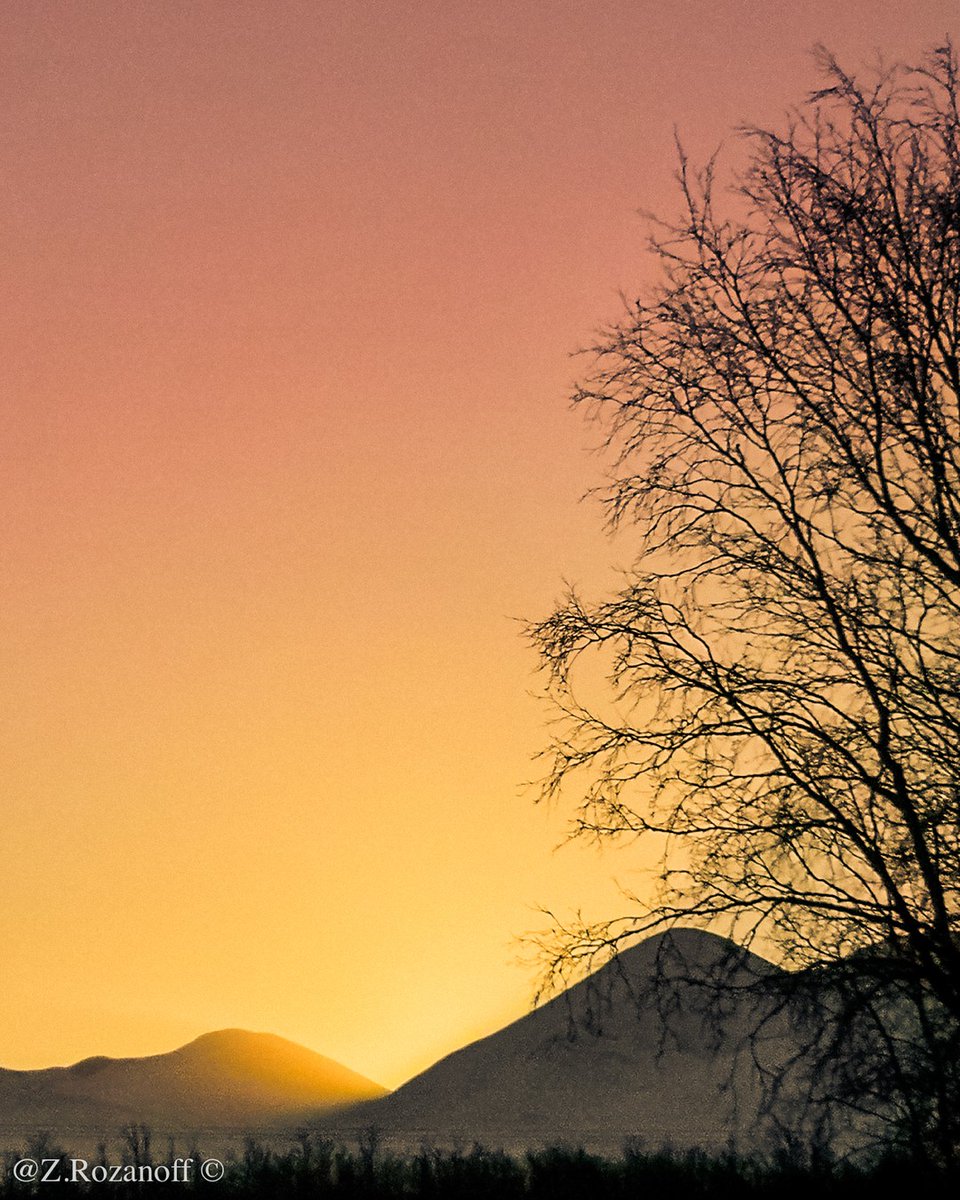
[2, 1, 958, 1089]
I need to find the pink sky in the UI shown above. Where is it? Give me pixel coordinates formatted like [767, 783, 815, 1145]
[1, 1, 957, 1087]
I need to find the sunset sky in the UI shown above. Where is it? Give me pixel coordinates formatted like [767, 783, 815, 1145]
[2, 1, 958, 1089]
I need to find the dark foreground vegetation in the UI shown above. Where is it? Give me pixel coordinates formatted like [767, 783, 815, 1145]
[3, 1130, 959, 1200]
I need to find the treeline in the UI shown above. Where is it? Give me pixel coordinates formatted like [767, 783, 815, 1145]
[2, 1130, 957, 1199]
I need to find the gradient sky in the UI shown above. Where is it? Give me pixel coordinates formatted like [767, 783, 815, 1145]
[2, 1, 958, 1089]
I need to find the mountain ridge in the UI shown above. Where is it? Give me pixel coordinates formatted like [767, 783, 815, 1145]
[0, 929, 887, 1157]
[0, 1028, 386, 1146]
[316, 927, 857, 1155]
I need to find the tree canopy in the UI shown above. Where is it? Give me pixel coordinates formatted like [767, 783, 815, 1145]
[531, 44, 960, 1161]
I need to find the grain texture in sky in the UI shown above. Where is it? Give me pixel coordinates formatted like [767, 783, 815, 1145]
[2, 1, 956, 1087]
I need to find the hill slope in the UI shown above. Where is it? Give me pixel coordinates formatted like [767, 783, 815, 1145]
[322, 929, 853, 1155]
[0, 1029, 385, 1143]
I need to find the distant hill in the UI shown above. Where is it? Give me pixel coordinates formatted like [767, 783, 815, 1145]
[319, 928, 872, 1156]
[1, 933, 897, 1158]
[0, 1029, 385, 1147]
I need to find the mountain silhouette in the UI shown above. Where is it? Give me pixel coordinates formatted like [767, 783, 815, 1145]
[320, 928, 865, 1155]
[1, 933, 893, 1156]
[0, 1029, 385, 1145]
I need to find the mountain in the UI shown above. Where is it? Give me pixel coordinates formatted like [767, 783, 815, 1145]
[1, 933, 895, 1158]
[0, 1029, 385, 1148]
[319, 929, 860, 1156]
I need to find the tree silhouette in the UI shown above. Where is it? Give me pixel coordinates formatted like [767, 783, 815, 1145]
[530, 44, 960, 1163]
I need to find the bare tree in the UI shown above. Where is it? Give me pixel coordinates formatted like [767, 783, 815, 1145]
[530, 44, 960, 1163]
